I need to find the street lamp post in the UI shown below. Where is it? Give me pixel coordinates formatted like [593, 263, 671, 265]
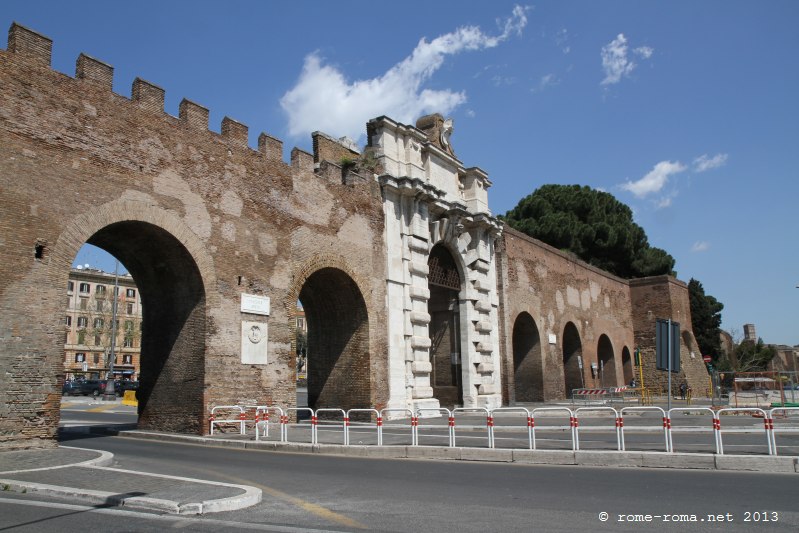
[102, 260, 120, 401]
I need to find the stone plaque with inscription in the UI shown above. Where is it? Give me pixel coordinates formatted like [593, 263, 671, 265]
[241, 320, 268, 364]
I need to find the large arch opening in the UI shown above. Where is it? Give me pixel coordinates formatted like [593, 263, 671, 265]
[621, 346, 633, 385]
[78, 221, 207, 434]
[427, 244, 463, 407]
[562, 322, 583, 396]
[299, 268, 370, 412]
[512, 312, 543, 402]
[597, 334, 618, 387]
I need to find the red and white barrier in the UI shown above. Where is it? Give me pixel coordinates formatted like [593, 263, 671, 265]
[573, 407, 620, 451]
[209, 405, 245, 436]
[491, 407, 533, 450]
[619, 406, 669, 452]
[452, 407, 493, 448]
[416, 408, 454, 447]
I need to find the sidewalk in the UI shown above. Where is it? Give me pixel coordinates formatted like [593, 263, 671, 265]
[0, 445, 261, 515]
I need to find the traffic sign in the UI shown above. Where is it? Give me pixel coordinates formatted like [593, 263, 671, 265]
[702, 355, 712, 363]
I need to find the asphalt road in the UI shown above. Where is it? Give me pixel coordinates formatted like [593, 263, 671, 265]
[3, 431, 792, 532]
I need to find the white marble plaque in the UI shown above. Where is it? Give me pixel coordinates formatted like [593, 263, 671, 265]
[548, 333, 557, 345]
[241, 321, 268, 364]
[241, 293, 270, 316]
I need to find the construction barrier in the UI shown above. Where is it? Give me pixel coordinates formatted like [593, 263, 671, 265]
[255, 406, 286, 442]
[378, 408, 417, 446]
[345, 409, 381, 446]
[206, 403, 799, 458]
[769, 407, 799, 456]
[315, 408, 347, 445]
[209, 405, 245, 436]
[452, 407, 494, 449]
[285, 407, 316, 444]
[573, 407, 620, 451]
[490, 407, 533, 450]
[667, 407, 719, 454]
[715, 407, 771, 456]
[121, 390, 138, 406]
[417, 408, 454, 447]
[618, 406, 669, 452]
[530, 407, 575, 451]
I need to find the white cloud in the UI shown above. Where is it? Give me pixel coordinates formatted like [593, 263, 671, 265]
[532, 73, 559, 93]
[656, 196, 673, 209]
[600, 33, 653, 86]
[691, 241, 710, 252]
[280, 5, 529, 140]
[555, 28, 570, 54]
[620, 160, 686, 198]
[693, 153, 728, 172]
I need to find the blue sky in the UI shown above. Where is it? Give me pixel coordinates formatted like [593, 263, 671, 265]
[5, 1, 797, 346]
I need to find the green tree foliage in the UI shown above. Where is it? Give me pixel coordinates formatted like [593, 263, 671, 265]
[733, 338, 777, 372]
[502, 185, 675, 278]
[688, 278, 724, 360]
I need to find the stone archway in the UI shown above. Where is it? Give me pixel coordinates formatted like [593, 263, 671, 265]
[84, 221, 207, 433]
[47, 201, 217, 436]
[512, 312, 543, 402]
[622, 346, 633, 385]
[297, 267, 371, 412]
[427, 243, 463, 407]
[563, 322, 583, 396]
[597, 334, 617, 387]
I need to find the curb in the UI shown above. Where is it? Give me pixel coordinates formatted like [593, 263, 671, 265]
[114, 430, 799, 473]
[0, 447, 262, 515]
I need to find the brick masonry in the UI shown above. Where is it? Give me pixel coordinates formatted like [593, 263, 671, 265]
[0, 24, 703, 450]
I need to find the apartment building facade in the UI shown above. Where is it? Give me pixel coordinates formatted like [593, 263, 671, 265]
[64, 266, 142, 381]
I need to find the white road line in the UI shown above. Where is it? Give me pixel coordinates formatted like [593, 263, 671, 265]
[0, 497, 350, 533]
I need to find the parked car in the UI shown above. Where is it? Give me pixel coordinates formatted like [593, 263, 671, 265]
[61, 381, 84, 396]
[115, 380, 139, 396]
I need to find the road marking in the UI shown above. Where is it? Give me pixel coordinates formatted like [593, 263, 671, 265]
[0, 497, 351, 532]
[188, 466, 367, 530]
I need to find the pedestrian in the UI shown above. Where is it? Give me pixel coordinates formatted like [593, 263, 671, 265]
[629, 378, 637, 388]
[679, 382, 687, 400]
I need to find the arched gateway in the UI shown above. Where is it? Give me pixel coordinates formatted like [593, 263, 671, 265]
[0, 23, 703, 449]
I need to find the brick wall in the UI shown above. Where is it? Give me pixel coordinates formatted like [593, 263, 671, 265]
[497, 227, 636, 401]
[0, 24, 387, 449]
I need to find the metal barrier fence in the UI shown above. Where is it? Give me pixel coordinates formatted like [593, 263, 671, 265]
[207, 403, 797, 456]
[209, 405, 245, 435]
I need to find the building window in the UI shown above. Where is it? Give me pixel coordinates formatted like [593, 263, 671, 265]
[95, 285, 106, 296]
[64, 316, 72, 327]
[123, 354, 132, 365]
[79, 298, 88, 310]
[123, 337, 133, 348]
[93, 353, 100, 364]
[94, 335, 102, 346]
[79, 283, 90, 294]
[67, 281, 74, 293]
[124, 320, 133, 332]
[75, 353, 85, 363]
[126, 302, 134, 315]
[126, 288, 136, 299]
[94, 318, 104, 329]
[96, 300, 104, 312]
[77, 316, 88, 328]
[77, 331, 86, 345]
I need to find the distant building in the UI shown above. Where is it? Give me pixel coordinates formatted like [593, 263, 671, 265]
[743, 323, 757, 342]
[768, 346, 799, 373]
[64, 266, 142, 381]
